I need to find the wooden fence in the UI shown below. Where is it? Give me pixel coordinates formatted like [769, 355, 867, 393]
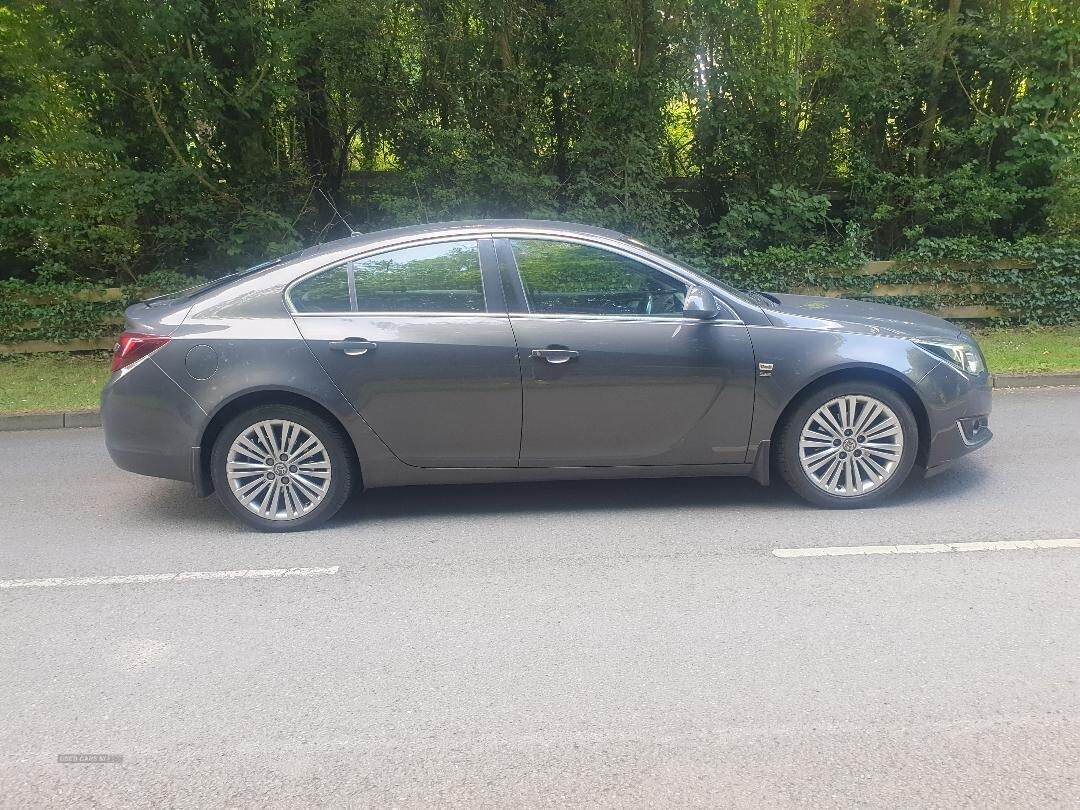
[789, 258, 1033, 320]
[0, 337, 120, 354]
[0, 258, 1038, 354]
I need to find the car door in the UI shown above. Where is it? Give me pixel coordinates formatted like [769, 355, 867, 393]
[290, 237, 522, 468]
[498, 236, 756, 467]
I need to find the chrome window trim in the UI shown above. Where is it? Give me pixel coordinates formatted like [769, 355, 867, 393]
[507, 312, 749, 326]
[282, 226, 745, 323]
[284, 235, 492, 316]
[289, 311, 511, 320]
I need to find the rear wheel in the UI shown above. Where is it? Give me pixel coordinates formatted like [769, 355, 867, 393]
[211, 404, 356, 532]
[776, 382, 918, 508]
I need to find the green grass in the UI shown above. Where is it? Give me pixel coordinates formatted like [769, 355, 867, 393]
[974, 326, 1080, 376]
[0, 352, 111, 414]
[1, 327, 1078, 415]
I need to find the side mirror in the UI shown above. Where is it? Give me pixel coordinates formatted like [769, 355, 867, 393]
[682, 286, 720, 320]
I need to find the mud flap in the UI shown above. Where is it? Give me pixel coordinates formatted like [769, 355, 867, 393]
[750, 440, 771, 486]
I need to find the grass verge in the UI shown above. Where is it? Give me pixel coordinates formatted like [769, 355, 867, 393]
[0, 327, 1077, 415]
[973, 326, 1080, 375]
[1, 352, 112, 415]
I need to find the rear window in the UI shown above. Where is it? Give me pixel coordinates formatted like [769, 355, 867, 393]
[144, 254, 300, 307]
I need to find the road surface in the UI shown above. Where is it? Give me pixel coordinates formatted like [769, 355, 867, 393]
[1, 387, 1078, 807]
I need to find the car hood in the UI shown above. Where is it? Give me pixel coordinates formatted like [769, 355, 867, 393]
[759, 293, 963, 340]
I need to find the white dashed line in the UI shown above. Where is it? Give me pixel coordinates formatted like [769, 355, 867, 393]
[773, 539, 1080, 558]
[0, 566, 340, 590]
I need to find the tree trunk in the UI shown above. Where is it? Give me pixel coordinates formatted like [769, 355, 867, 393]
[987, 0, 1014, 167]
[915, 0, 962, 176]
[295, 1, 336, 227]
[539, 1, 568, 194]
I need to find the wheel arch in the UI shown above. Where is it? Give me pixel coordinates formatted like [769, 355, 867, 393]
[769, 365, 931, 467]
[194, 388, 361, 497]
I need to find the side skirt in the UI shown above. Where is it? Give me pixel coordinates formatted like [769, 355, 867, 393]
[361, 460, 758, 489]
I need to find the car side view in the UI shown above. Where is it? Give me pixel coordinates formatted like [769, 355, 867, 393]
[101, 220, 992, 531]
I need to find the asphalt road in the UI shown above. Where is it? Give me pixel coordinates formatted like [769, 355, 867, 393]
[1, 387, 1078, 808]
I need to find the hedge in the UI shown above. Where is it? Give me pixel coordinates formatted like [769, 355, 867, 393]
[1, 237, 1077, 347]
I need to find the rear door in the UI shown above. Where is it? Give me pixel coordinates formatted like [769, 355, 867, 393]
[498, 237, 756, 467]
[290, 237, 522, 468]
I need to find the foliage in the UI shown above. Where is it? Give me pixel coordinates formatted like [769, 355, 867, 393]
[695, 236, 1080, 326]
[886, 236, 1080, 325]
[0, 272, 203, 344]
[707, 185, 836, 253]
[0, 0, 1076, 324]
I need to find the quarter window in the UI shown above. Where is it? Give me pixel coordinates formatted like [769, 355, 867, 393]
[289, 265, 351, 313]
[510, 239, 688, 317]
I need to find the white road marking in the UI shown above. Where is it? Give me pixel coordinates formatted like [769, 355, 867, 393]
[0, 566, 340, 590]
[773, 538, 1080, 558]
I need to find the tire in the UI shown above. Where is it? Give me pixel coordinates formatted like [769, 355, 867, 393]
[210, 404, 357, 532]
[775, 381, 918, 509]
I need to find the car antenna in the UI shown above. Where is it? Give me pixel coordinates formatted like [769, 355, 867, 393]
[317, 188, 360, 237]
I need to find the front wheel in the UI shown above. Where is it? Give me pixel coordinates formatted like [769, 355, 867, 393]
[210, 404, 357, 532]
[775, 382, 918, 508]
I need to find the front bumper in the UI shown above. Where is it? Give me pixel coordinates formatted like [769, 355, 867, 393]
[916, 360, 993, 475]
[923, 419, 993, 477]
[101, 357, 206, 484]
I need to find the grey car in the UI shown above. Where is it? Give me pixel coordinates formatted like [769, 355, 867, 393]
[102, 220, 992, 531]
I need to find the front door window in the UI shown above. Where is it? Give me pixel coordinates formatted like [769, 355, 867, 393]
[510, 239, 688, 317]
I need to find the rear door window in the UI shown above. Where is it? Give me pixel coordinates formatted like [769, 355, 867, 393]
[353, 241, 484, 313]
[290, 240, 486, 314]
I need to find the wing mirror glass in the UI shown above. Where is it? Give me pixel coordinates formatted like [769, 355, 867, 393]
[682, 286, 720, 319]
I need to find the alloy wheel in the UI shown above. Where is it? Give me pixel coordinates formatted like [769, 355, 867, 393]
[226, 419, 332, 520]
[798, 395, 904, 497]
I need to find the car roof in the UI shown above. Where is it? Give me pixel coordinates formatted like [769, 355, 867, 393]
[291, 219, 634, 263]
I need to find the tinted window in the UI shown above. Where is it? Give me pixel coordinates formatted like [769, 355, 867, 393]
[353, 240, 484, 313]
[290, 265, 351, 313]
[511, 239, 687, 316]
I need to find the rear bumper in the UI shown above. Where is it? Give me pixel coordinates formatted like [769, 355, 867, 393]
[101, 357, 206, 484]
[916, 361, 993, 474]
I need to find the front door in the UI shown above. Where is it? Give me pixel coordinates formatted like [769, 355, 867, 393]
[291, 238, 521, 468]
[501, 237, 756, 467]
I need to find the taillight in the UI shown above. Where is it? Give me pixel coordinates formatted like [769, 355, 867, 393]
[111, 332, 170, 373]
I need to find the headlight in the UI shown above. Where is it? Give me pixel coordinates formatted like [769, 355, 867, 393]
[913, 338, 985, 375]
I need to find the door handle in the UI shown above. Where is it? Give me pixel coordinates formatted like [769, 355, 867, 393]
[531, 347, 579, 364]
[329, 338, 378, 356]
